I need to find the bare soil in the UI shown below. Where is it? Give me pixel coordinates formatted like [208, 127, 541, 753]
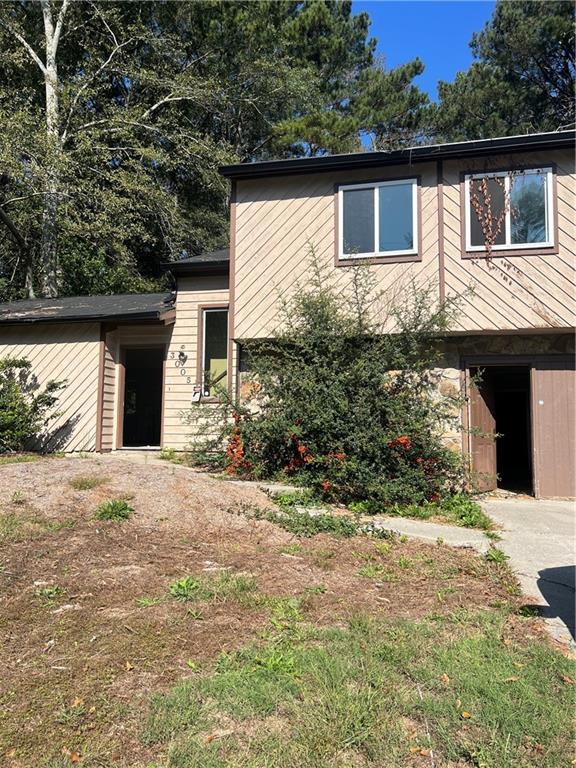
[0, 455, 520, 767]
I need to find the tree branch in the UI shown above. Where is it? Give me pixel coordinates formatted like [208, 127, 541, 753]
[0, 20, 46, 75]
[53, 0, 71, 54]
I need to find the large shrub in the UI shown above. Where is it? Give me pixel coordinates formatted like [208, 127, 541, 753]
[0, 358, 64, 452]
[188, 260, 467, 507]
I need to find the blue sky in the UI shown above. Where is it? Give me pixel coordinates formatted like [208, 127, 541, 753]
[352, 1, 496, 100]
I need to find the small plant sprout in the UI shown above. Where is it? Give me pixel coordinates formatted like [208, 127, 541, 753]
[70, 475, 107, 491]
[485, 546, 509, 565]
[94, 499, 134, 521]
[35, 585, 65, 605]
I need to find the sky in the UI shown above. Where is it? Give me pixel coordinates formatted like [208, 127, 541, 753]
[352, 1, 496, 100]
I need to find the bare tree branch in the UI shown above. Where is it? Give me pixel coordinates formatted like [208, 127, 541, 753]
[0, 20, 46, 75]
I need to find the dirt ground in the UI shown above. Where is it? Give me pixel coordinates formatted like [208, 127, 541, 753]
[0, 455, 522, 767]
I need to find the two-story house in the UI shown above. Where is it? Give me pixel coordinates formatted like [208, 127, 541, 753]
[0, 130, 574, 497]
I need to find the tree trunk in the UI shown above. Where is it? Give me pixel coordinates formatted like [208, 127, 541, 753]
[39, 0, 63, 298]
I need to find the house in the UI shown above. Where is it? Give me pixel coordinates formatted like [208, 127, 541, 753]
[0, 130, 574, 497]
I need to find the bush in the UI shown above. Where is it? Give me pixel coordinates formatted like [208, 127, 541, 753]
[0, 357, 65, 452]
[186, 254, 468, 508]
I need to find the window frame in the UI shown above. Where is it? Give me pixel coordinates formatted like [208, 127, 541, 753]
[336, 177, 420, 263]
[197, 304, 229, 400]
[463, 166, 555, 255]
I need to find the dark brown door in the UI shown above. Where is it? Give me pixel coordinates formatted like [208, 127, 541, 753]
[532, 359, 576, 498]
[469, 368, 497, 492]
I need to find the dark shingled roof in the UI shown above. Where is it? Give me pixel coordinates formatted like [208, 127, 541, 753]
[0, 292, 175, 325]
[163, 248, 229, 275]
[219, 129, 576, 180]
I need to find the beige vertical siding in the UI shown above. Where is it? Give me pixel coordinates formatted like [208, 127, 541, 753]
[233, 149, 575, 338]
[0, 322, 101, 451]
[100, 329, 117, 451]
[442, 148, 575, 331]
[234, 163, 439, 339]
[163, 275, 230, 450]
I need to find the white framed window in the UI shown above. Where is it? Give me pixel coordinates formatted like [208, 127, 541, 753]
[465, 167, 554, 252]
[338, 178, 418, 259]
[201, 308, 228, 397]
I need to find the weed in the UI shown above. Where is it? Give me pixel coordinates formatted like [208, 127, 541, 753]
[35, 585, 65, 605]
[70, 475, 107, 491]
[94, 499, 134, 521]
[398, 555, 415, 569]
[399, 534, 408, 543]
[436, 536, 444, 545]
[485, 530, 502, 541]
[10, 490, 27, 505]
[280, 543, 304, 555]
[261, 506, 358, 538]
[136, 596, 164, 608]
[0, 453, 40, 466]
[373, 541, 391, 555]
[518, 604, 540, 618]
[358, 563, 385, 578]
[169, 571, 257, 603]
[187, 608, 205, 620]
[0, 512, 22, 540]
[485, 546, 509, 565]
[304, 584, 326, 595]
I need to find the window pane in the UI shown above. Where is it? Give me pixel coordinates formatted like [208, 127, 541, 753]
[469, 176, 506, 247]
[378, 183, 414, 252]
[343, 188, 374, 254]
[510, 173, 547, 244]
[203, 310, 228, 396]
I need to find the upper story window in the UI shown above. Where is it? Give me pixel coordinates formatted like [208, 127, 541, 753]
[338, 178, 418, 260]
[201, 307, 228, 397]
[465, 167, 554, 252]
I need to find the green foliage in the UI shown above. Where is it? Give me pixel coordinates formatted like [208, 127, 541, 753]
[0, 1, 431, 300]
[35, 585, 66, 605]
[0, 357, 64, 453]
[168, 571, 257, 603]
[197, 256, 467, 508]
[94, 499, 134, 522]
[436, 0, 575, 139]
[485, 546, 510, 565]
[351, 493, 494, 531]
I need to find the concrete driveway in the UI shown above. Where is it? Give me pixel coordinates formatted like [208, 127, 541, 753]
[481, 498, 575, 647]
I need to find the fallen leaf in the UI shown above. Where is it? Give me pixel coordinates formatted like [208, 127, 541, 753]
[88, 706, 96, 714]
[439, 673, 450, 685]
[419, 748, 431, 756]
[6, 749, 16, 758]
[125, 661, 134, 671]
[560, 674, 575, 684]
[455, 698, 462, 709]
[513, 662, 525, 669]
[504, 676, 519, 682]
[203, 729, 234, 744]
[71, 697, 83, 708]
[533, 743, 545, 754]
[461, 711, 472, 719]
[70, 753, 81, 764]
[409, 746, 420, 753]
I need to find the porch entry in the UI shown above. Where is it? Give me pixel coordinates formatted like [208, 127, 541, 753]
[467, 356, 576, 498]
[121, 347, 164, 447]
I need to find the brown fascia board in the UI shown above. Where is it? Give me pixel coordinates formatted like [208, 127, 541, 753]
[219, 130, 576, 180]
[0, 309, 175, 326]
[162, 260, 229, 276]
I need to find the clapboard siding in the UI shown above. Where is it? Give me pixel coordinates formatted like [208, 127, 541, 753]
[234, 163, 439, 339]
[234, 149, 575, 338]
[442, 148, 575, 331]
[163, 276, 230, 449]
[0, 322, 100, 451]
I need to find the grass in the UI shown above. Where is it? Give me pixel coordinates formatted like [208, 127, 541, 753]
[141, 607, 575, 768]
[94, 499, 134, 521]
[69, 474, 108, 491]
[168, 571, 258, 603]
[0, 453, 41, 466]
[350, 493, 495, 531]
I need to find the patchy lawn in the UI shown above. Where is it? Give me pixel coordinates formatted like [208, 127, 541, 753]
[0, 456, 573, 768]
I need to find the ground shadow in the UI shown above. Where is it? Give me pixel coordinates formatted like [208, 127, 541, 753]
[536, 565, 575, 640]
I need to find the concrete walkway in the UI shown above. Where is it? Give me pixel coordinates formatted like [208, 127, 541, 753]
[363, 514, 490, 553]
[482, 498, 576, 647]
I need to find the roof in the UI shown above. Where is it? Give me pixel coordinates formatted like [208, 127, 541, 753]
[163, 248, 229, 276]
[0, 292, 175, 325]
[220, 130, 576, 180]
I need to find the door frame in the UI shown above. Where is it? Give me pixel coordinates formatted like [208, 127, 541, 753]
[461, 353, 574, 497]
[116, 344, 167, 449]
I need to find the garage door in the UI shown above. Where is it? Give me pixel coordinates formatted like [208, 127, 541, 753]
[532, 358, 576, 498]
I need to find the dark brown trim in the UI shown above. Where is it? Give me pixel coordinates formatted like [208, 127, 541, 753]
[196, 303, 230, 402]
[228, 181, 237, 401]
[459, 163, 559, 259]
[116, 344, 167, 449]
[94, 324, 106, 452]
[333, 175, 423, 267]
[437, 160, 445, 303]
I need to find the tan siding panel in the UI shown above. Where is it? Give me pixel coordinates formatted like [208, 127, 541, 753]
[0, 322, 101, 451]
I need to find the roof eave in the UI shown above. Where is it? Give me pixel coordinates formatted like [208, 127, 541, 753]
[163, 260, 229, 276]
[219, 131, 576, 180]
[0, 309, 175, 326]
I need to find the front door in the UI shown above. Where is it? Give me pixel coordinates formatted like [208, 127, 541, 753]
[469, 368, 497, 492]
[122, 347, 164, 447]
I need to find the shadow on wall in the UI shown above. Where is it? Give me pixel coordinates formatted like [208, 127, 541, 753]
[30, 414, 81, 454]
[537, 565, 576, 640]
